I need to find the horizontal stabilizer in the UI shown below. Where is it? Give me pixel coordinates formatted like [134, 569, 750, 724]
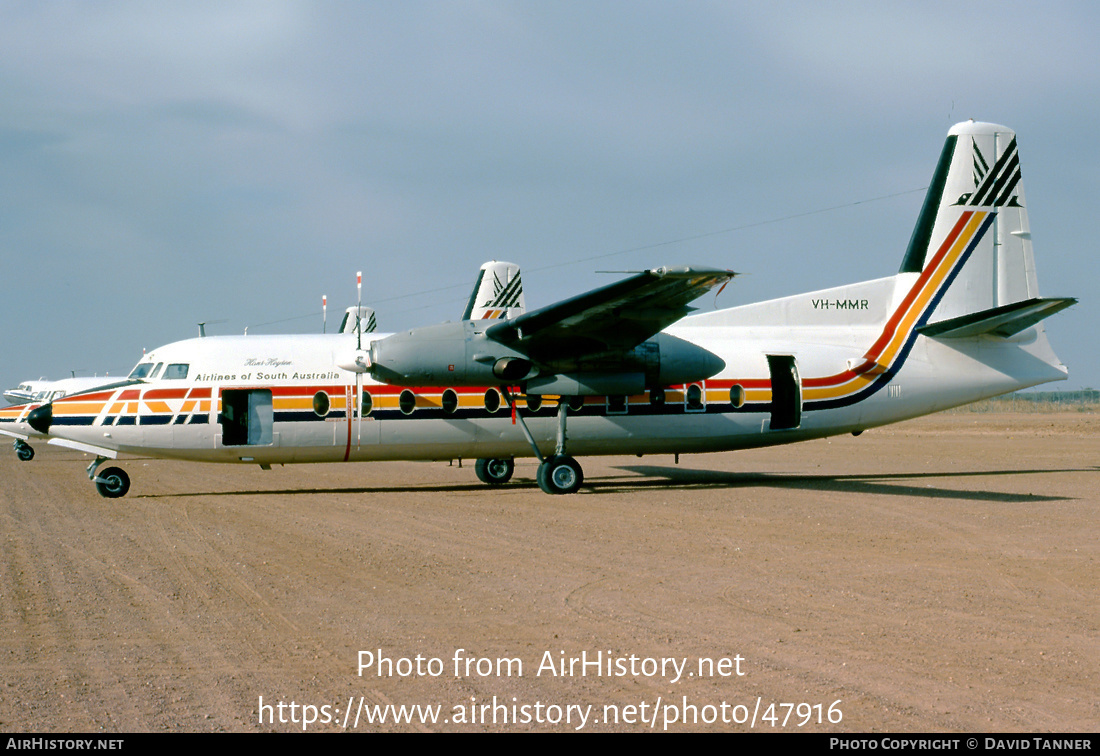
[918, 297, 1076, 339]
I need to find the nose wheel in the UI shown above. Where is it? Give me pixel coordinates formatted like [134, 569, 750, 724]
[14, 440, 34, 462]
[87, 456, 131, 498]
[94, 467, 131, 499]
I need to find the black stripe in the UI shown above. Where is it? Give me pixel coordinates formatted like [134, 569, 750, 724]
[972, 139, 989, 183]
[493, 274, 522, 308]
[993, 165, 1023, 207]
[982, 152, 1020, 207]
[900, 135, 958, 273]
[969, 138, 1018, 206]
[461, 269, 487, 320]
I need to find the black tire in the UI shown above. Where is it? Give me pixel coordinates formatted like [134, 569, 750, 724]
[94, 467, 130, 499]
[536, 455, 583, 495]
[475, 457, 515, 485]
[16, 444, 34, 462]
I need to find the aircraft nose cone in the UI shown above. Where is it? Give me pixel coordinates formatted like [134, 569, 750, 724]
[27, 404, 52, 434]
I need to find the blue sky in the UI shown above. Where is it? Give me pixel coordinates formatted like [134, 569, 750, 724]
[1, 1, 1096, 393]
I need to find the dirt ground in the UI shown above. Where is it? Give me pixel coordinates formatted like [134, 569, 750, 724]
[1, 412, 1097, 733]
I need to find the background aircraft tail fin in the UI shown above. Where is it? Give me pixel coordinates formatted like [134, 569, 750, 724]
[902, 121, 1068, 329]
[462, 260, 525, 320]
[340, 306, 377, 335]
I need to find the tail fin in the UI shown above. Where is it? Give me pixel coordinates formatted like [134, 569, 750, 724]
[901, 120, 1074, 328]
[340, 306, 377, 335]
[462, 260, 525, 320]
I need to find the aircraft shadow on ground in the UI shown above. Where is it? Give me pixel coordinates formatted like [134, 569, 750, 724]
[595, 465, 1097, 503]
[137, 465, 1097, 502]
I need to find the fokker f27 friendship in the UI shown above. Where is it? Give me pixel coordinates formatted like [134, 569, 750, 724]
[8, 122, 1075, 497]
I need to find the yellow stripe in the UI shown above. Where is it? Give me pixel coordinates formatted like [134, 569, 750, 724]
[802, 211, 988, 402]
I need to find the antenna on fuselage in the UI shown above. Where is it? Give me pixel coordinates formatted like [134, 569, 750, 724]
[356, 271, 363, 350]
[323, 295, 328, 334]
[197, 319, 227, 338]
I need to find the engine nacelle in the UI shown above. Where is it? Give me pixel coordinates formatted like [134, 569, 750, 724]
[368, 322, 725, 393]
[369, 322, 532, 386]
[524, 334, 725, 395]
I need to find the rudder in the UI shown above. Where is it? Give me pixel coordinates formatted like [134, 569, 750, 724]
[902, 121, 1048, 325]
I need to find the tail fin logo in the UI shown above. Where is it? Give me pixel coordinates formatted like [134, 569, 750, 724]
[954, 137, 1023, 208]
[478, 271, 523, 316]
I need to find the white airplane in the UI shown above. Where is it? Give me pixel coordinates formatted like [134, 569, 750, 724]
[0, 261, 523, 476]
[1, 375, 125, 461]
[20, 122, 1073, 498]
[4, 375, 117, 406]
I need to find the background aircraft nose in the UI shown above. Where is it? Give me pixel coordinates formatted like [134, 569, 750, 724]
[27, 404, 52, 434]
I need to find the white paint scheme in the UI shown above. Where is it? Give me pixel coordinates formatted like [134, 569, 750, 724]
[24, 123, 1073, 496]
[463, 260, 525, 320]
[4, 375, 117, 405]
[2, 375, 126, 462]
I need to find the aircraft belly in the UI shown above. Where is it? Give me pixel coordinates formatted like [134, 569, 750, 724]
[357, 413, 779, 461]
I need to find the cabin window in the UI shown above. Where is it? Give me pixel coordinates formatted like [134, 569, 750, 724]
[399, 390, 416, 415]
[729, 384, 745, 408]
[313, 391, 330, 417]
[649, 388, 666, 407]
[567, 396, 585, 412]
[164, 364, 189, 380]
[442, 389, 458, 414]
[361, 390, 373, 416]
[607, 395, 627, 415]
[483, 389, 501, 413]
[525, 394, 542, 412]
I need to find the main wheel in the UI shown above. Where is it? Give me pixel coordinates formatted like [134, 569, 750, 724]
[94, 467, 131, 499]
[536, 455, 583, 495]
[15, 443, 34, 462]
[475, 457, 515, 485]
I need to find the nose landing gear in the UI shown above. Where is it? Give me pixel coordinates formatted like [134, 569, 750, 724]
[14, 440, 34, 462]
[88, 456, 131, 499]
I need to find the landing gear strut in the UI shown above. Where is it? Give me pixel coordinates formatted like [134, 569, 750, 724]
[88, 456, 130, 499]
[499, 388, 585, 495]
[14, 440, 34, 462]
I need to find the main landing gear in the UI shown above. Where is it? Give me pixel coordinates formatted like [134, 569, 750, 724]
[536, 454, 583, 495]
[88, 456, 131, 499]
[474, 457, 515, 485]
[479, 390, 584, 495]
[14, 440, 34, 462]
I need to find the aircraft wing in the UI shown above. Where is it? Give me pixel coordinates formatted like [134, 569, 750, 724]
[484, 266, 735, 361]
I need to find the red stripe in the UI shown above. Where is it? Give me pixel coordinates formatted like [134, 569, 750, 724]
[862, 211, 972, 361]
[143, 388, 189, 400]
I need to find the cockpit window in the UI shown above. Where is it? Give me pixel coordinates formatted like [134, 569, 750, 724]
[149, 363, 164, 379]
[128, 362, 156, 380]
[164, 364, 189, 380]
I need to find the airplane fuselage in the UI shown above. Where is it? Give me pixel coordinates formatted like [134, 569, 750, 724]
[31, 271, 1065, 469]
[16, 121, 1074, 496]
